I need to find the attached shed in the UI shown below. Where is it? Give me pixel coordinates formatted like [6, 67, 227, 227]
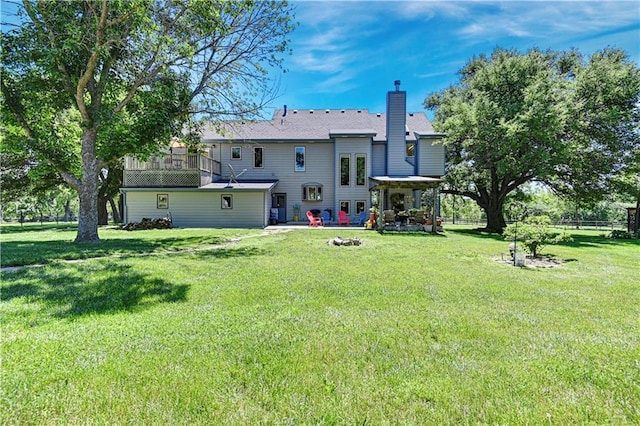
[121, 181, 278, 228]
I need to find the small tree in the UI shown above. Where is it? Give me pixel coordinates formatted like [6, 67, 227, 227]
[504, 215, 572, 258]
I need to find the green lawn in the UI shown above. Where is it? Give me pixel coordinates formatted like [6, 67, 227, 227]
[1, 224, 639, 424]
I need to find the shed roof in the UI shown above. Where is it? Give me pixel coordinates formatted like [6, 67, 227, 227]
[369, 175, 442, 190]
[199, 180, 278, 191]
[200, 109, 437, 143]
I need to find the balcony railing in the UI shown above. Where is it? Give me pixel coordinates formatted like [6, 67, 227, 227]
[124, 154, 221, 187]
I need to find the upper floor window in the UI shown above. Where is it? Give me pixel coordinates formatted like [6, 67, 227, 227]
[254, 147, 263, 168]
[356, 154, 366, 186]
[340, 154, 350, 186]
[231, 146, 241, 160]
[295, 146, 305, 171]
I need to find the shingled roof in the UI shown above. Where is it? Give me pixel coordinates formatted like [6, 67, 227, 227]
[200, 109, 437, 143]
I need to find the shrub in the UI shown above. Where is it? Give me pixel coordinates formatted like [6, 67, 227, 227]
[606, 230, 634, 239]
[504, 215, 573, 257]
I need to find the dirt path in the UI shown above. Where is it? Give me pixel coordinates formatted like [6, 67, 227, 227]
[1, 228, 292, 274]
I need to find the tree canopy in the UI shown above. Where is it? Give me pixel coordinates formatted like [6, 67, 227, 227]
[1, 0, 296, 242]
[425, 47, 640, 233]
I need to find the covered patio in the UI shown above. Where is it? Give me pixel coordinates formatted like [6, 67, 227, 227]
[369, 176, 443, 232]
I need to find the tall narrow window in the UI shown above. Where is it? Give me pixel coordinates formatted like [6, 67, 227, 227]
[254, 147, 263, 168]
[356, 154, 366, 186]
[339, 200, 350, 215]
[340, 154, 350, 186]
[295, 146, 305, 171]
[356, 201, 366, 214]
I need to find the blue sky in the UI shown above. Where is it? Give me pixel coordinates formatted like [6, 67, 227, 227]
[2, 1, 638, 120]
[275, 0, 640, 118]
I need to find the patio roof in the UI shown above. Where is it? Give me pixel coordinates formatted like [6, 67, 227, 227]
[369, 176, 442, 190]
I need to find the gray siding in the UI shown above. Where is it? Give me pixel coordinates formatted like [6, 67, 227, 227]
[334, 137, 372, 219]
[371, 143, 386, 176]
[417, 138, 445, 177]
[386, 91, 413, 176]
[214, 141, 335, 220]
[124, 189, 268, 228]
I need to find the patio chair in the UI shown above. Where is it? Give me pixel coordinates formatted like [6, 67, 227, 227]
[320, 210, 331, 226]
[383, 210, 396, 224]
[306, 210, 322, 227]
[357, 211, 368, 226]
[338, 210, 350, 226]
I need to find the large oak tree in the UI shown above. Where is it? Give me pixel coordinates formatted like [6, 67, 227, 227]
[1, 0, 295, 242]
[425, 47, 640, 233]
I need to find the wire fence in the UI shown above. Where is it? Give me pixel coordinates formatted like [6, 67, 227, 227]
[442, 218, 628, 231]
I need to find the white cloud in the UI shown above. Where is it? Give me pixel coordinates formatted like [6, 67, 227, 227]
[456, 1, 639, 43]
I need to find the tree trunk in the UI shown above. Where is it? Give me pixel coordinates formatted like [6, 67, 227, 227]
[98, 195, 109, 225]
[63, 199, 72, 222]
[109, 197, 121, 223]
[482, 192, 507, 233]
[485, 207, 507, 233]
[75, 128, 100, 242]
[634, 194, 639, 238]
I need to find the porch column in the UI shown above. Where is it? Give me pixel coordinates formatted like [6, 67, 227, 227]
[377, 187, 385, 230]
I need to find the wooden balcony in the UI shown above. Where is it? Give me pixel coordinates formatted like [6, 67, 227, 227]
[123, 154, 221, 187]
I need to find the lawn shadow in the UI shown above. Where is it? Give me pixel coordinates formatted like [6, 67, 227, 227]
[1, 244, 264, 321]
[378, 231, 448, 238]
[1, 259, 188, 319]
[189, 246, 264, 260]
[446, 228, 506, 242]
[1, 234, 231, 267]
[565, 233, 640, 249]
[0, 223, 78, 235]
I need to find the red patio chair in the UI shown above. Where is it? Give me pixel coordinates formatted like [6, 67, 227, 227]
[306, 210, 322, 227]
[338, 210, 350, 226]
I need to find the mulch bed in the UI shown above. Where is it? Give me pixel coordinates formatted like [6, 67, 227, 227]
[494, 255, 563, 268]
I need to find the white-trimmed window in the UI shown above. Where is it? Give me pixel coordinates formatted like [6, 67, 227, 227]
[302, 183, 322, 201]
[356, 154, 366, 186]
[221, 194, 233, 209]
[340, 154, 350, 186]
[254, 147, 263, 168]
[339, 200, 350, 215]
[355, 200, 366, 214]
[231, 146, 241, 160]
[406, 142, 415, 157]
[295, 146, 305, 171]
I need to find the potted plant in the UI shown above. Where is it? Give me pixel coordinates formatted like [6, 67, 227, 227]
[368, 206, 378, 228]
[293, 204, 300, 222]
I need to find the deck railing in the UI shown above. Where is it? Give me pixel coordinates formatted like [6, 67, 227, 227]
[123, 154, 221, 187]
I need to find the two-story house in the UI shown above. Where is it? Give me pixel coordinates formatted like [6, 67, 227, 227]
[121, 81, 445, 228]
